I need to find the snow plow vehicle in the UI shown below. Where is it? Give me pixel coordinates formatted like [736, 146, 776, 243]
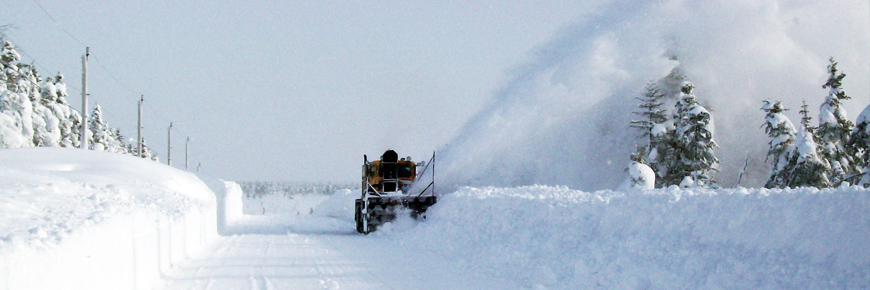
[354, 150, 436, 234]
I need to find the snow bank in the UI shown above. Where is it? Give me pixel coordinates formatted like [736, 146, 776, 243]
[390, 185, 870, 289]
[0, 148, 220, 290]
[198, 173, 243, 234]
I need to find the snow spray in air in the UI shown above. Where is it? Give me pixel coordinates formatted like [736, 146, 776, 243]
[434, 0, 869, 191]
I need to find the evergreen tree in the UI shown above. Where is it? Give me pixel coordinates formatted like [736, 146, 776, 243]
[817, 57, 857, 185]
[49, 75, 80, 148]
[0, 40, 20, 92]
[848, 104, 870, 186]
[0, 40, 85, 149]
[68, 109, 82, 148]
[109, 128, 129, 154]
[630, 81, 669, 186]
[32, 69, 63, 147]
[668, 81, 718, 187]
[86, 104, 127, 153]
[20, 64, 41, 103]
[89, 104, 109, 151]
[630, 82, 668, 143]
[646, 67, 688, 187]
[0, 40, 34, 148]
[799, 100, 814, 134]
[134, 138, 158, 162]
[789, 125, 831, 188]
[761, 100, 797, 188]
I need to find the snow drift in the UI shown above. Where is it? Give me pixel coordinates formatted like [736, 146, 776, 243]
[0, 148, 227, 290]
[391, 185, 870, 289]
[437, 0, 869, 191]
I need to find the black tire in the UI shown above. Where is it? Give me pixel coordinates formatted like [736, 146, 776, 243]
[354, 199, 364, 234]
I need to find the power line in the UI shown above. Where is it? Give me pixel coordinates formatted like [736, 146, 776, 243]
[30, 0, 87, 48]
[90, 53, 141, 97]
[30, 0, 141, 100]
[22, 1, 202, 167]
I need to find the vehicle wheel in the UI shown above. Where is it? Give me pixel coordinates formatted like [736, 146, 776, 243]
[354, 199, 364, 234]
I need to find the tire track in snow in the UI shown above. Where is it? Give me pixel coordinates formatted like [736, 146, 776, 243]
[158, 215, 500, 289]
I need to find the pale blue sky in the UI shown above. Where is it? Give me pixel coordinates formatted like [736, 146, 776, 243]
[0, 1, 591, 182]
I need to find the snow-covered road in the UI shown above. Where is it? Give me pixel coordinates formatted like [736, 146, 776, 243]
[156, 215, 508, 290]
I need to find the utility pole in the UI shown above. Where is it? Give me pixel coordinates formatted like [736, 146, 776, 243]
[167, 122, 172, 166]
[185, 137, 190, 170]
[138, 95, 143, 157]
[80, 47, 89, 149]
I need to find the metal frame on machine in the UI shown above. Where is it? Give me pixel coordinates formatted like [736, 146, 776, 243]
[412, 152, 436, 198]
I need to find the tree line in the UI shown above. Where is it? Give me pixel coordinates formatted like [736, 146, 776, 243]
[0, 39, 158, 160]
[239, 181, 357, 198]
[628, 58, 870, 189]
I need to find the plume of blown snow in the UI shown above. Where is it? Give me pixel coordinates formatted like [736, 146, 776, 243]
[435, 0, 869, 191]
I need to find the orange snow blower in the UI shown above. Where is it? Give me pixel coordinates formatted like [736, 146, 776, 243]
[354, 150, 436, 234]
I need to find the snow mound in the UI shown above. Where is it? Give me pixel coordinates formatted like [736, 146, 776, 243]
[0, 147, 214, 250]
[390, 185, 870, 289]
[619, 161, 655, 190]
[0, 147, 219, 289]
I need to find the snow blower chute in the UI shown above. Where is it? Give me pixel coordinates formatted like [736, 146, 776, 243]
[354, 150, 436, 234]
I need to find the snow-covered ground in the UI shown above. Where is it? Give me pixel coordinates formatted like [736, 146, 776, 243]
[1, 148, 868, 289]
[395, 186, 870, 289]
[215, 185, 870, 289]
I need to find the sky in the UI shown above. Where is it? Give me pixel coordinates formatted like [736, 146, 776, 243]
[0, 1, 590, 183]
[1, 1, 869, 189]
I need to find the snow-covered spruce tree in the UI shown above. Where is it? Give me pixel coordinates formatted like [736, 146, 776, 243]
[38, 75, 62, 146]
[88, 105, 127, 154]
[89, 104, 109, 151]
[68, 108, 82, 148]
[30, 66, 64, 147]
[0, 40, 20, 92]
[630, 81, 669, 186]
[47, 74, 81, 148]
[630, 82, 668, 146]
[848, 104, 870, 186]
[799, 100, 814, 134]
[0, 40, 86, 149]
[761, 100, 797, 188]
[106, 127, 127, 154]
[0, 90, 28, 148]
[789, 125, 831, 188]
[134, 138, 159, 162]
[668, 81, 718, 187]
[0, 40, 34, 148]
[817, 57, 857, 185]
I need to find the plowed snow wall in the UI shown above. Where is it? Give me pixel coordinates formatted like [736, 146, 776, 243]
[0, 204, 217, 290]
[398, 186, 870, 289]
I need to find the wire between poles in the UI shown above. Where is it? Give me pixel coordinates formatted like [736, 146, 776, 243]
[30, 0, 88, 48]
[30, 0, 142, 99]
[89, 54, 141, 97]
